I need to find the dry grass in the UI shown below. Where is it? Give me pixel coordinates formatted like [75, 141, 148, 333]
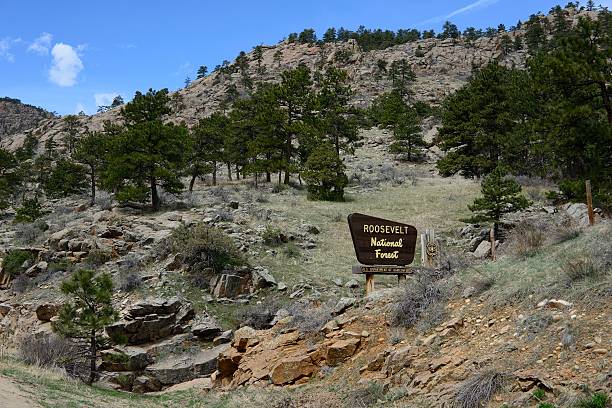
[454, 369, 509, 408]
[259, 175, 479, 287]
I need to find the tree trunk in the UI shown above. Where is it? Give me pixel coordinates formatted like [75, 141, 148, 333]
[150, 177, 160, 211]
[88, 330, 96, 385]
[212, 161, 217, 186]
[227, 162, 232, 181]
[278, 172, 282, 185]
[599, 82, 612, 125]
[236, 165, 240, 180]
[189, 173, 197, 192]
[266, 171, 271, 182]
[89, 167, 96, 207]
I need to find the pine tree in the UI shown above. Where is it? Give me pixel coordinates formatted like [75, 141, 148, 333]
[73, 132, 107, 206]
[63, 115, 81, 154]
[389, 109, 425, 161]
[437, 63, 529, 178]
[315, 67, 359, 156]
[0, 148, 19, 209]
[323, 27, 337, 43]
[277, 64, 313, 184]
[469, 166, 530, 223]
[388, 59, 416, 99]
[196, 65, 208, 79]
[302, 143, 348, 201]
[53, 269, 118, 385]
[102, 88, 190, 211]
[45, 159, 88, 198]
[189, 113, 228, 189]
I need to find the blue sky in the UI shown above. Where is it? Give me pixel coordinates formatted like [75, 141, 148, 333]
[1, 0, 609, 115]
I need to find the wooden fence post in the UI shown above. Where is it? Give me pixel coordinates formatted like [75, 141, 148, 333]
[365, 273, 374, 295]
[421, 229, 439, 268]
[490, 226, 496, 261]
[585, 180, 595, 226]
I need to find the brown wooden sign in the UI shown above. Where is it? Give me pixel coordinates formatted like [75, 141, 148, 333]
[347, 213, 417, 266]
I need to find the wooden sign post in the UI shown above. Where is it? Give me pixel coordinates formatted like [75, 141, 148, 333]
[348, 213, 417, 295]
[585, 180, 595, 226]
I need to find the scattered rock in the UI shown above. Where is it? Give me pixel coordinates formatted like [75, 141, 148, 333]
[332, 297, 356, 316]
[213, 330, 233, 346]
[326, 338, 360, 366]
[100, 346, 154, 371]
[35, 303, 59, 321]
[192, 316, 222, 340]
[270, 354, 316, 385]
[145, 344, 229, 385]
[345, 279, 360, 289]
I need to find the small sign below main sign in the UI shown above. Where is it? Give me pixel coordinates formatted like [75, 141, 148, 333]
[347, 213, 417, 266]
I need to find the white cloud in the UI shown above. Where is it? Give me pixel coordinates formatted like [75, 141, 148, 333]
[94, 92, 119, 107]
[28, 32, 53, 55]
[0, 37, 16, 62]
[49, 43, 84, 87]
[75, 103, 87, 114]
[419, 0, 502, 25]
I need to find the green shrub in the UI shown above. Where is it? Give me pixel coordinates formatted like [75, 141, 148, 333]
[3, 249, 35, 277]
[283, 243, 300, 258]
[577, 392, 609, 408]
[15, 198, 44, 223]
[167, 223, 247, 275]
[262, 225, 284, 246]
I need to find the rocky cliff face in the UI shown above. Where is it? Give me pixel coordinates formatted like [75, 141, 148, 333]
[0, 97, 53, 142]
[0, 26, 527, 153]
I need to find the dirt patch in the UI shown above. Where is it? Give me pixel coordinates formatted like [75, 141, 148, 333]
[0, 375, 40, 408]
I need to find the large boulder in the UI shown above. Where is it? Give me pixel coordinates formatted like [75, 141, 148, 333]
[210, 268, 252, 298]
[100, 346, 154, 371]
[35, 303, 60, 322]
[270, 354, 316, 385]
[326, 338, 360, 366]
[191, 316, 222, 340]
[106, 298, 194, 345]
[145, 343, 229, 385]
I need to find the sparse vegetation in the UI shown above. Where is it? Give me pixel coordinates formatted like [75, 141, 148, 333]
[454, 369, 509, 408]
[3, 249, 35, 277]
[391, 269, 452, 331]
[165, 223, 248, 286]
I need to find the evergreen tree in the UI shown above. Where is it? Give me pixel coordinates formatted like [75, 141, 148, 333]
[189, 113, 228, 189]
[302, 143, 348, 201]
[63, 115, 81, 154]
[298, 28, 317, 43]
[273, 49, 282, 67]
[102, 88, 189, 211]
[500, 34, 514, 55]
[525, 14, 547, 53]
[110, 95, 124, 108]
[323, 27, 337, 43]
[439, 21, 460, 40]
[0, 148, 19, 209]
[73, 132, 108, 205]
[52, 270, 118, 385]
[388, 59, 416, 99]
[437, 63, 528, 178]
[45, 159, 88, 198]
[389, 109, 425, 161]
[315, 67, 360, 156]
[196, 65, 208, 79]
[469, 166, 530, 223]
[277, 64, 313, 184]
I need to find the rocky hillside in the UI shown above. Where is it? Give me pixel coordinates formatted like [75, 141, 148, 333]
[0, 15, 530, 153]
[0, 97, 53, 142]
